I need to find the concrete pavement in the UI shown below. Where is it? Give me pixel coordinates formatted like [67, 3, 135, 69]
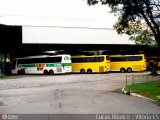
[0, 72, 159, 114]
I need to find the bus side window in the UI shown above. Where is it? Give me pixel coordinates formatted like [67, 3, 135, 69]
[95, 57, 99, 62]
[85, 57, 90, 62]
[137, 56, 142, 61]
[72, 58, 84, 63]
[99, 57, 104, 62]
[132, 56, 142, 61]
[86, 57, 95, 62]
[123, 56, 131, 61]
[90, 57, 94, 62]
[122, 57, 127, 61]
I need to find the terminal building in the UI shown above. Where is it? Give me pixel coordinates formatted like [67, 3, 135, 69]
[0, 24, 156, 58]
[0, 24, 158, 74]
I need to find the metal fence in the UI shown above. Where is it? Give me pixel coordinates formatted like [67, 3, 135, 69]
[125, 74, 160, 85]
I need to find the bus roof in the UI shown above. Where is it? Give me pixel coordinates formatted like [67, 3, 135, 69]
[110, 54, 145, 57]
[13, 54, 70, 60]
[71, 55, 108, 58]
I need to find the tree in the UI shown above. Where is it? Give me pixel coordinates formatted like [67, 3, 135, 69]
[87, 0, 160, 47]
[114, 20, 156, 46]
[87, 0, 160, 75]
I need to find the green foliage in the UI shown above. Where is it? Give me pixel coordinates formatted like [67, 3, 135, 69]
[87, 0, 160, 47]
[114, 20, 156, 46]
[125, 81, 160, 103]
[129, 30, 154, 46]
[0, 54, 10, 62]
[87, 0, 99, 5]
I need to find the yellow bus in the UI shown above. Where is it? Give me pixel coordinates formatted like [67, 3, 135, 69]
[71, 55, 110, 73]
[110, 54, 146, 72]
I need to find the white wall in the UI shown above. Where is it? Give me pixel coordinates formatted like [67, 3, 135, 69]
[23, 26, 134, 44]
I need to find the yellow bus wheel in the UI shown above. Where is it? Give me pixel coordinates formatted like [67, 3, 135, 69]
[87, 69, 92, 74]
[120, 68, 125, 73]
[127, 68, 132, 73]
[80, 69, 85, 74]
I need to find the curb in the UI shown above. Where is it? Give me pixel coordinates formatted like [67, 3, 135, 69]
[122, 86, 156, 102]
[122, 86, 130, 94]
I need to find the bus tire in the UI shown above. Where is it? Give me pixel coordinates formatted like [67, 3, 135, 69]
[87, 69, 92, 74]
[127, 68, 132, 72]
[43, 70, 49, 75]
[80, 69, 85, 74]
[17, 70, 21, 75]
[49, 69, 54, 75]
[120, 68, 125, 73]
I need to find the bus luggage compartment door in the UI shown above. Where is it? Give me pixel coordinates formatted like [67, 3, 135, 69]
[99, 66, 104, 72]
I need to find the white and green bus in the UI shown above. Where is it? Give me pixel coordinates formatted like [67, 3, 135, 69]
[11, 54, 72, 75]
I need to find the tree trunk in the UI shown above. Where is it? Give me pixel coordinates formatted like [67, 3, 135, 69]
[150, 61, 158, 75]
[155, 34, 160, 48]
[150, 34, 160, 75]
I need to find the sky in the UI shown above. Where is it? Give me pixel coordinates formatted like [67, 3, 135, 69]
[0, 0, 117, 28]
[0, 0, 134, 44]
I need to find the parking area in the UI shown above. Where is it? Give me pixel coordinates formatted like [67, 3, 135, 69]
[0, 72, 160, 114]
[0, 71, 158, 90]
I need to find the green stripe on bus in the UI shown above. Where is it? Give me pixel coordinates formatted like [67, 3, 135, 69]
[63, 63, 71, 66]
[46, 64, 54, 67]
[46, 63, 62, 67]
[46, 63, 71, 67]
[21, 64, 35, 67]
[21, 63, 71, 68]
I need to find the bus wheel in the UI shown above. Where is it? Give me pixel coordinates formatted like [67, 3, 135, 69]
[49, 70, 54, 75]
[120, 68, 125, 73]
[127, 68, 132, 72]
[43, 70, 49, 75]
[87, 69, 92, 74]
[80, 69, 85, 74]
[17, 70, 21, 75]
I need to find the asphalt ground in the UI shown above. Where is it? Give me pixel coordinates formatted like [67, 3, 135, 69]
[0, 72, 160, 114]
